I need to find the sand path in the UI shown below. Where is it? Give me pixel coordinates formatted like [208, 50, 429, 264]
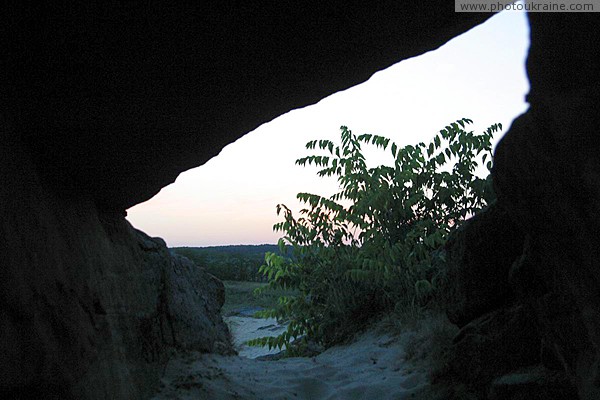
[223, 308, 289, 359]
[152, 314, 429, 400]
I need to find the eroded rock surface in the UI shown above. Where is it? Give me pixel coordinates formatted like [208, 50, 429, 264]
[436, 12, 600, 400]
[0, 129, 231, 399]
[442, 203, 524, 327]
[449, 305, 541, 394]
[493, 12, 600, 400]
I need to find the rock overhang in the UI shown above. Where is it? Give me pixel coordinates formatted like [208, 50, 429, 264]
[1, 2, 491, 210]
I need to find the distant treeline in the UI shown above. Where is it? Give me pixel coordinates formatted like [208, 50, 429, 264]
[171, 244, 284, 282]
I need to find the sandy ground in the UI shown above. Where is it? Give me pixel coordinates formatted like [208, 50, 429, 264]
[152, 315, 430, 400]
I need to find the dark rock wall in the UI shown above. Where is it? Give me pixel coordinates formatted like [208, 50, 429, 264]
[439, 13, 600, 400]
[493, 12, 600, 400]
[442, 203, 524, 328]
[432, 13, 600, 400]
[0, 125, 231, 399]
[439, 203, 581, 398]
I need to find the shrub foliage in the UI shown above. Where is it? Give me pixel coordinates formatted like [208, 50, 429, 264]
[249, 119, 501, 350]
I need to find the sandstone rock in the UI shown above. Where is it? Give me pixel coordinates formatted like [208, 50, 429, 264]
[442, 202, 525, 327]
[448, 305, 541, 394]
[493, 12, 600, 399]
[165, 252, 232, 353]
[0, 130, 231, 399]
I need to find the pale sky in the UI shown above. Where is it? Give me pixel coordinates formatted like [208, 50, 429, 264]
[127, 9, 530, 247]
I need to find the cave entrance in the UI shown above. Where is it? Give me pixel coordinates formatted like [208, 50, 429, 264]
[131, 9, 530, 399]
[127, 9, 529, 250]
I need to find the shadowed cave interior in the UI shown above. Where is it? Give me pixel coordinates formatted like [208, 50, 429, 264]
[1, 3, 600, 399]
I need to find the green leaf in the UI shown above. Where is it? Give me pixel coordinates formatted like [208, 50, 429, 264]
[278, 238, 286, 254]
[427, 143, 434, 157]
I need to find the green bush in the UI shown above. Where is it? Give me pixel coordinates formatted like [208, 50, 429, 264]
[249, 118, 501, 350]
